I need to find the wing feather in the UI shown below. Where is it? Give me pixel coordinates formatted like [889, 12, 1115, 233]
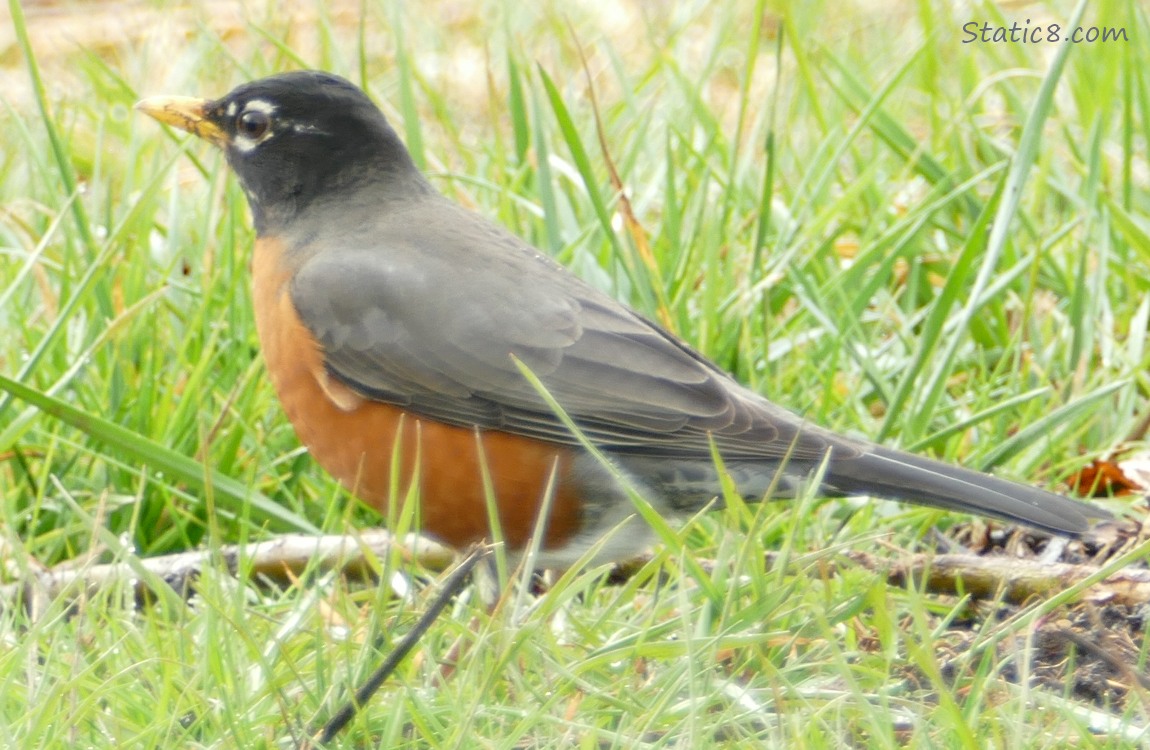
[287, 200, 843, 463]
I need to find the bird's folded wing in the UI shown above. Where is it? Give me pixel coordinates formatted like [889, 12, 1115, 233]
[286, 209, 846, 463]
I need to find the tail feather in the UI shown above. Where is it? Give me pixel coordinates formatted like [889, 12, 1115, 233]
[827, 445, 1109, 536]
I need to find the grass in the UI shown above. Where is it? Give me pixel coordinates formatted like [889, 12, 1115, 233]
[1, 0, 1149, 746]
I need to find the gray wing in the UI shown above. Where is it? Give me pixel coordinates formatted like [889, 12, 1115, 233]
[287, 202, 849, 463]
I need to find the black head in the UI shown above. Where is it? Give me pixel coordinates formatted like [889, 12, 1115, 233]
[140, 71, 430, 233]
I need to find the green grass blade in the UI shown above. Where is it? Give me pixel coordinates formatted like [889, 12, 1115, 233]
[0, 373, 317, 533]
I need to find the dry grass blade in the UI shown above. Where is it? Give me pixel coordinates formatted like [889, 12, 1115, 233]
[310, 546, 490, 746]
[565, 20, 673, 331]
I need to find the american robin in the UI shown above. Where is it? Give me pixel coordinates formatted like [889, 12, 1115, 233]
[138, 71, 1108, 567]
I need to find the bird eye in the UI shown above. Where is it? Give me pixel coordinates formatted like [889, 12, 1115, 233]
[237, 109, 271, 139]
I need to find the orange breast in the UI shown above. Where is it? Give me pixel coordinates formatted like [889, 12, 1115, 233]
[250, 237, 584, 550]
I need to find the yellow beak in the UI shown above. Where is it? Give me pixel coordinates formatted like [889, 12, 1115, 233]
[135, 96, 227, 146]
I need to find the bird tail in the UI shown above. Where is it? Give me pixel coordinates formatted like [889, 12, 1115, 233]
[826, 444, 1110, 537]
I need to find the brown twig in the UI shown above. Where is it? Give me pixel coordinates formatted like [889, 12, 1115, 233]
[6, 531, 454, 612]
[843, 550, 1150, 606]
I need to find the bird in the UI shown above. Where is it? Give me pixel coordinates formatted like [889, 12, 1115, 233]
[137, 71, 1108, 568]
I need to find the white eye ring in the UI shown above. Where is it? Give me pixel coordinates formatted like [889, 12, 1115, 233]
[230, 99, 278, 152]
[237, 109, 271, 139]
